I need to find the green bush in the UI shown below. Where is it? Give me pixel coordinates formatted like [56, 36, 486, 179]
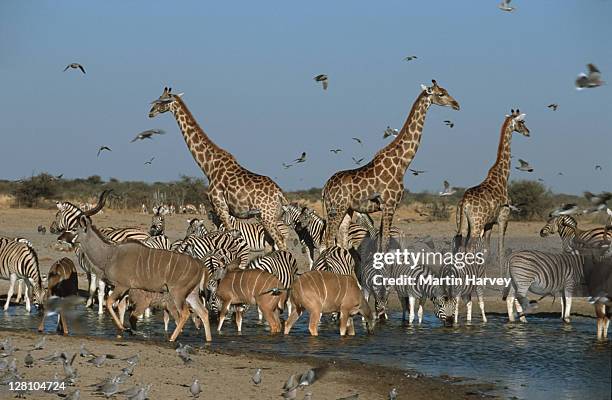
[508, 180, 554, 220]
[12, 174, 58, 208]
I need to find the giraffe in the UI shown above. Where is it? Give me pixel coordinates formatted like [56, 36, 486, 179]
[148, 87, 288, 250]
[453, 109, 530, 272]
[322, 80, 460, 252]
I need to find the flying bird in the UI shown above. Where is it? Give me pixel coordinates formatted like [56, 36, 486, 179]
[131, 129, 166, 142]
[508, 203, 526, 213]
[63, 63, 86, 74]
[439, 180, 457, 196]
[403, 55, 418, 61]
[352, 157, 364, 165]
[515, 159, 534, 172]
[595, 165, 602, 171]
[144, 157, 155, 165]
[329, 148, 342, 154]
[408, 169, 426, 176]
[498, 0, 515, 12]
[352, 137, 363, 145]
[576, 64, 604, 89]
[97, 146, 112, 157]
[383, 126, 399, 138]
[282, 162, 293, 169]
[292, 152, 307, 163]
[443, 120, 454, 128]
[551, 203, 579, 216]
[584, 191, 611, 213]
[547, 104, 559, 111]
[314, 74, 328, 90]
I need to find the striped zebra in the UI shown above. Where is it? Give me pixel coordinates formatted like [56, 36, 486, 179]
[540, 215, 611, 254]
[0, 237, 44, 312]
[248, 250, 298, 319]
[141, 235, 171, 250]
[207, 210, 289, 252]
[0, 236, 34, 305]
[312, 246, 357, 276]
[355, 238, 391, 320]
[502, 250, 586, 323]
[186, 218, 209, 237]
[354, 212, 403, 243]
[177, 230, 250, 269]
[149, 206, 167, 236]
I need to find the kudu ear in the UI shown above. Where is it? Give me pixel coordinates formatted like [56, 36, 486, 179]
[77, 216, 90, 230]
[213, 266, 227, 281]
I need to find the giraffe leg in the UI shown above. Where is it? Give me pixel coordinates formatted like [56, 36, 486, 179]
[260, 213, 287, 251]
[497, 207, 510, 277]
[338, 211, 353, 248]
[379, 204, 396, 252]
[324, 204, 349, 249]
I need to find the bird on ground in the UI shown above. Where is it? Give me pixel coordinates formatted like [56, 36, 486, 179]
[298, 366, 328, 387]
[24, 353, 33, 368]
[293, 152, 307, 163]
[439, 180, 457, 196]
[576, 64, 604, 89]
[547, 104, 559, 111]
[79, 344, 95, 358]
[352, 157, 364, 165]
[314, 74, 328, 90]
[122, 354, 139, 366]
[352, 137, 362, 145]
[409, 169, 426, 176]
[304, 393, 313, 400]
[33, 336, 46, 350]
[388, 388, 398, 400]
[383, 126, 399, 138]
[144, 157, 155, 165]
[403, 55, 418, 61]
[498, 0, 515, 12]
[63, 63, 86, 74]
[330, 148, 342, 154]
[190, 378, 202, 398]
[97, 146, 112, 157]
[551, 203, 579, 216]
[515, 159, 534, 172]
[131, 129, 166, 142]
[87, 354, 107, 368]
[443, 120, 454, 128]
[64, 389, 80, 400]
[252, 368, 262, 385]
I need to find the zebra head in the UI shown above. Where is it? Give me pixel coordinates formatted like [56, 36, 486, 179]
[281, 204, 301, 227]
[540, 215, 577, 237]
[148, 87, 182, 118]
[149, 208, 166, 236]
[431, 295, 457, 327]
[506, 109, 530, 137]
[297, 207, 315, 229]
[204, 263, 228, 317]
[186, 219, 208, 238]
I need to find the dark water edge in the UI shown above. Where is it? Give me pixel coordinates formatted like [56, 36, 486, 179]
[1, 307, 611, 400]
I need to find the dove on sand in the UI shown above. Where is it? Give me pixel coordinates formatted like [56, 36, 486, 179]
[24, 352, 34, 368]
[65, 389, 80, 400]
[88, 354, 107, 367]
[515, 159, 534, 172]
[79, 343, 95, 358]
[575, 64, 604, 89]
[190, 377, 202, 398]
[97, 146, 112, 157]
[314, 74, 328, 90]
[63, 63, 86, 74]
[33, 336, 46, 350]
[131, 129, 166, 142]
[388, 387, 398, 400]
[252, 368, 262, 385]
[498, 0, 515, 12]
[439, 180, 457, 196]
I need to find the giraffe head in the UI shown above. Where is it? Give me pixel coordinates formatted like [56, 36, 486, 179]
[148, 87, 183, 118]
[420, 79, 460, 110]
[506, 109, 530, 137]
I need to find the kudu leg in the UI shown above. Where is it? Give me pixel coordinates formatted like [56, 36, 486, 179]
[339, 311, 349, 336]
[185, 291, 212, 342]
[217, 301, 232, 333]
[105, 287, 128, 336]
[86, 274, 96, 308]
[261, 308, 280, 334]
[347, 317, 356, 336]
[169, 304, 191, 342]
[284, 306, 302, 335]
[308, 311, 321, 336]
[59, 312, 69, 335]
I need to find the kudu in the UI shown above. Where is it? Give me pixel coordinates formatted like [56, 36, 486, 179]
[38, 258, 78, 335]
[284, 270, 375, 336]
[75, 216, 212, 342]
[117, 289, 180, 333]
[213, 267, 287, 334]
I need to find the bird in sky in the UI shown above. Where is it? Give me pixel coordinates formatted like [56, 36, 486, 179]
[515, 159, 534, 172]
[551, 203, 579, 216]
[314, 74, 328, 90]
[547, 104, 559, 111]
[131, 129, 166, 142]
[443, 120, 454, 128]
[97, 146, 112, 157]
[63, 63, 86, 74]
[352, 137, 363, 145]
[575, 64, 605, 89]
[439, 180, 457, 196]
[144, 157, 155, 165]
[329, 148, 342, 154]
[292, 152, 307, 163]
[498, 0, 515, 12]
[352, 157, 364, 165]
[408, 169, 426, 176]
[403, 55, 418, 61]
[282, 162, 293, 169]
[383, 126, 399, 138]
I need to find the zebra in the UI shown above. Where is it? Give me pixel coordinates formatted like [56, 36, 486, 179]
[540, 215, 611, 254]
[186, 218, 209, 238]
[0, 237, 44, 312]
[207, 210, 289, 252]
[247, 250, 298, 319]
[141, 234, 171, 250]
[312, 246, 357, 276]
[1, 236, 34, 306]
[177, 230, 250, 269]
[502, 250, 586, 323]
[355, 238, 392, 320]
[354, 213, 403, 243]
[149, 206, 167, 236]
[438, 241, 488, 325]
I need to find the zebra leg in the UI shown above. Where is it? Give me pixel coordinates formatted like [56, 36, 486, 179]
[408, 296, 416, 325]
[477, 289, 487, 323]
[506, 293, 516, 322]
[14, 280, 23, 303]
[515, 299, 527, 323]
[4, 273, 17, 311]
[466, 296, 473, 323]
[97, 280, 106, 315]
[144, 308, 151, 318]
[86, 273, 96, 308]
[306, 246, 315, 270]
[417, 298, 425, 324]
[400, 296, 408, 322]
[560, 294, 566, 322]
[24, 283, 31, 313]
[454, 296, 460, 324]
[563, 294, 572, 323]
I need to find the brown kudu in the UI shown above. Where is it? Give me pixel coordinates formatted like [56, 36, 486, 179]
[75, 216, 212, 342]
[38, 258, 78, 335]
[214, 268, 287, 334]
[284, 270, 375, 336]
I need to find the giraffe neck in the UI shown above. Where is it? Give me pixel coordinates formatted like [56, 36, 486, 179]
[171, 97, 230, 179]
[485, 117, 513, 188]
[380, 92, 432, 172]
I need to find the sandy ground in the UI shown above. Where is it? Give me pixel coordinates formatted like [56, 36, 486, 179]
[0, 329, 496, 400]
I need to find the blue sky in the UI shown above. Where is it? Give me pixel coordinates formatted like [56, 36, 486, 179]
[0, 0, 610, 194]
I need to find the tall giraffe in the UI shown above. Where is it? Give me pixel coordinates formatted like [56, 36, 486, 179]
[453, 109, 530, 271]
[322, 80, 460, 251]
[148, 87, 288, 250]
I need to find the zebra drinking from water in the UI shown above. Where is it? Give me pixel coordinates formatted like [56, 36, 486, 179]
[0, 237, 44, 312]
[502, 250, 586, 323]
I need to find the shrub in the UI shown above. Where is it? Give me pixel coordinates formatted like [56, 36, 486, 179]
[508, 180, 553, 221]
[12, 174, 58, 208]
